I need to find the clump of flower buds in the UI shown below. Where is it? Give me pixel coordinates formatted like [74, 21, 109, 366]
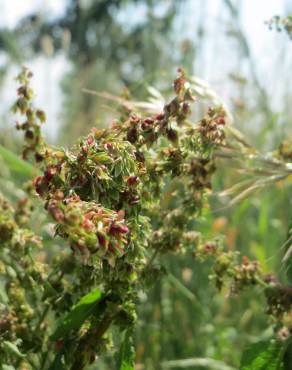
[266, 15, 292, 39]
[13, 67, 46, 161]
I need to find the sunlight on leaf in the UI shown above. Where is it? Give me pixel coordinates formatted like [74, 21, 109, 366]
[51, 288, 103, 341]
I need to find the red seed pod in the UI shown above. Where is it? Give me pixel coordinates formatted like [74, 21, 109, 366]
[166, 129, 178, 142]
[82, 218, 94, 231]
[127, 128, 138, 143]
[118, 224, 129, 234]
[174, 77, 186, 94]
[77, 153, 86, 162]
[143, 117, 154, 125]
[78, 174, 87, 185]
[108, 243, 115, 254]
[81, 145, 88, 154]
[33, 175, 43, 188]
[104, 143, 113, 150]
[55, 340, 64, 351]
[36, 109, 46, 123]
[130, 114, 141, 125]
[204, 242, 217, 255]
[155, 113, 165, 121]
[25, 130, 34, 140]
[127, 176, 139, 186]
[35, 152, 44, 162]
[216, 116, 225, 125]
[48, 203, 64, 223]
[22, 122, 29, 130]
[97, 233, 107, 248]
[134, 151, 145, 162]
[147, 132, 157, 142]
[44, 166, 57, 181]
[166, 98, 180, 115]
[17, 85, 28, 97]
[109, 222, 129, 235]
[177, 67, 185, 75]
[182, 102, 190, 115]
[87, 136, 94, 146]
[34, 176, 48, 196]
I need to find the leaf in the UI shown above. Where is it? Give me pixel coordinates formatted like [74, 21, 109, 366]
[0, 144, 35, 178]
[114, 160, 123, 177]
[2, 365, 16, 370]
[2, 341, 25, 358]
[51, 288, 103, 341]
[240, 340, 285, 370]
[118, 330, 135, 370]
[160, 357, 235, 369]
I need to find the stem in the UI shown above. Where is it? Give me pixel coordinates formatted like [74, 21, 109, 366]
[35, 303, 50, 333]
[70, 306, 121, 370]
[147, 248, 160, 267]
[254, 276, 272, 290]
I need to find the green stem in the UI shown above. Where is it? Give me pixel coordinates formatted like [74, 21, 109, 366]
[35, 303, 50, 333]
[70, 306, 121, 370]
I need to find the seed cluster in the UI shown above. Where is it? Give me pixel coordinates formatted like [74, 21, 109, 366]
[196, 241, 292, 337]
[6, 68, 229, 367]
[1, 67, 290, 368]
[13, 67, 46, 161]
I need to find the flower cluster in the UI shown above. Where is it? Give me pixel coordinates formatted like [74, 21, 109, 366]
[266, 15, 292, 39]
[196, 241, 262, 292]
[13, 67, 46, 161]
[9, 67, 230, 367]
[0, 195, 44, 367]
[0, 66, 290, 369]
[196, 240, 292, 336]
[48, 193, 130, 264]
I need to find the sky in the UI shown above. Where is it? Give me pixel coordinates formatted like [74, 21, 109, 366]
[0, 0, 290, 140]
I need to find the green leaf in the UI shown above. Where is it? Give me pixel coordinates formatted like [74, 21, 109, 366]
[0, 144, 35, 178]
[51, 288, 103, 341]
[114, 160, 123, 177]
[240, 340, 285, 370]
[2, 341, 25, 358]
[2, 365, 16, 370]
[118, 330, 135, 370]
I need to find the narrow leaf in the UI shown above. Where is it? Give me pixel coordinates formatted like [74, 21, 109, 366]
[2, 341, 25, 358]
[118, 330, 135, 370]
[0, 144, 35, 178]
[51, 288, 103, 341]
